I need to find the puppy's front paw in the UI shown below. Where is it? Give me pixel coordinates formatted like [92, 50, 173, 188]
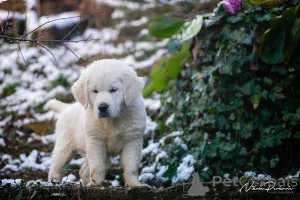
[126, 180, 142, 187]
[141, 183, 151, 188]
[48, 176, 60, 184]
[86, 181, 101, 187]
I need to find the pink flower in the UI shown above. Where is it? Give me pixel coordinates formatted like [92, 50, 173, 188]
[221, 0, 244, 14]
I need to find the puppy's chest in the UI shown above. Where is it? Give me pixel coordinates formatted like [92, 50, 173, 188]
[106, 135, 123, 156]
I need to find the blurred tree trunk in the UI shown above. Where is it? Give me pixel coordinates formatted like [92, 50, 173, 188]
[26, 0, 39, 39]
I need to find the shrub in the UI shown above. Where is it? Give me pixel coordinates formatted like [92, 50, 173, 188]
[141, 0, 300, 185]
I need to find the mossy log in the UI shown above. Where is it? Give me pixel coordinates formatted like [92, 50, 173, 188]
[1, 182, 299, 200]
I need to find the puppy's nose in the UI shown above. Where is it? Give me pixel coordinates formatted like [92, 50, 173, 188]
[98, 103, 109, 112]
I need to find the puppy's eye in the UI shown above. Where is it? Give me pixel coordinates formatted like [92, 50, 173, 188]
[93, 89, 98, 94]
[109, 88, 118, 93]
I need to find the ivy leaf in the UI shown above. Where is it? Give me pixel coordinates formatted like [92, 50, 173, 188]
[219, 61, 233, 75]
[205, 4, 225, 27]
[163, 165, 176, 178]
[284, 18, 300, 64]
[233, 122, 241, 130]
[149, 16, 184, 39]
[258, 5, 299, 64]
[167, 44, 189, 79]
[151, 63, 169, 92]
[168, 40, 182, 54]
[180, 15, 203, 41]
[226, 12, 245, 23]
[261, 155, 268, 164]
[235, 80, 253, 95]
[295, 132, 300, 139]
[249, 95, 260, 109]
[143, 83, 154, 97]
[250, 0, 283, 8]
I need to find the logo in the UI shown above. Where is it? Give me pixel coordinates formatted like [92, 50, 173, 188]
[183, 172, 209, 197]
[182, 172, 298, 197]
[213, 175, 298, 194]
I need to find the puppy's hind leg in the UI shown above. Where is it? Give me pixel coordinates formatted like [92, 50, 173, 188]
[79, 159, 90, 185]
[48, 134, 74, 183]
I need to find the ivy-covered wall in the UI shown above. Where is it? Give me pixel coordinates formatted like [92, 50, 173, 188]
[142, 0, 300, 185]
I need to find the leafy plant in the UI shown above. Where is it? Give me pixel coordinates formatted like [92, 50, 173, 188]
[258, 4, 299, 64]
[148, 16, 184, 39]
[250, 0, 283, 8]
[142, 0, 300, 185]
[143, 43, 189, 96]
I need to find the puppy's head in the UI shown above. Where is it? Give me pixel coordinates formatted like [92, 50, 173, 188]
[71, 59, 144, 119]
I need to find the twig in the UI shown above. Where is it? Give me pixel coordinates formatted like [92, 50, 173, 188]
[0, 35, 100, 43]
[36, 42, 57, 62]
[17, 42, 28, 68]
[21, 11, 101, 39]
[85, 33, 93, 42]
[61, 13, 88, 41]
[62, 42, 83, 63]
[0, 3, 102, 65]
[36, 35, 45, 40]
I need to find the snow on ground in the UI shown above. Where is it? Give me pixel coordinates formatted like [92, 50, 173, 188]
[97, 0, 156, 11]
[27, 133, 56, 144]
[139, 131, 187, 183]
[62, 173, 77, 183]
[1, 150, 51, 172]
[171, 155, 195, 183]
[144, 98, 161, 111]
[111, 10, 125, 19]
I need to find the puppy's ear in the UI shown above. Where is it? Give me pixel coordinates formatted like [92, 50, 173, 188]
[121, 68, 145, 106]
[71, 74, 88, 109]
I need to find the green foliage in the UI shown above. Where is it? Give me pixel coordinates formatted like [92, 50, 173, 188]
[148, 16, 184, 39]
[285, 18, 300, 63]
[143, 2, 300, 184]
[250, 0, 283, 8]
[51, 74, 70, 87]
[3, 83, 21, 95]
[181, 15, 203, 41]
[143, 44, 189, 96]
[167, 40, 182, 54]
[258, 4, 299, 64]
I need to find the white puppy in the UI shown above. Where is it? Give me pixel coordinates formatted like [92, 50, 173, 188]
[45, 59, 146, 187]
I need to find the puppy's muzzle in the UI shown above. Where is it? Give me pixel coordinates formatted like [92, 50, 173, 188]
[98, 103, 109, 117]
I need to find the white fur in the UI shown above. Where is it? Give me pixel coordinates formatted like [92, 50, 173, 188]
[47, 59, 146, 187]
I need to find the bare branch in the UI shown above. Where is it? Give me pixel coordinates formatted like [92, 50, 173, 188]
[36, 42, 57, 62]
[62, 42, 83, 63]
[61, 13, 88, 41]
[36, 35, 45, 40]
[21, 11, 101, 40]
[17, 42, 28, 68]
[0, 35, 100, 43]
[86, 33, 93, 42]
[0, 1, 102, 65]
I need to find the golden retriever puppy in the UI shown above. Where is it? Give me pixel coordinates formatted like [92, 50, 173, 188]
[45, 59, 146, 187]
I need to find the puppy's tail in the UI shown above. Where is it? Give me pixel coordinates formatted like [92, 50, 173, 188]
[44, 99, 70, 113]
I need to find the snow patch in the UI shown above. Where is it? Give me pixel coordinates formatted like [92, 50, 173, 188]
[172, 154, 196, 183]
[144, 98, 161, 111]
